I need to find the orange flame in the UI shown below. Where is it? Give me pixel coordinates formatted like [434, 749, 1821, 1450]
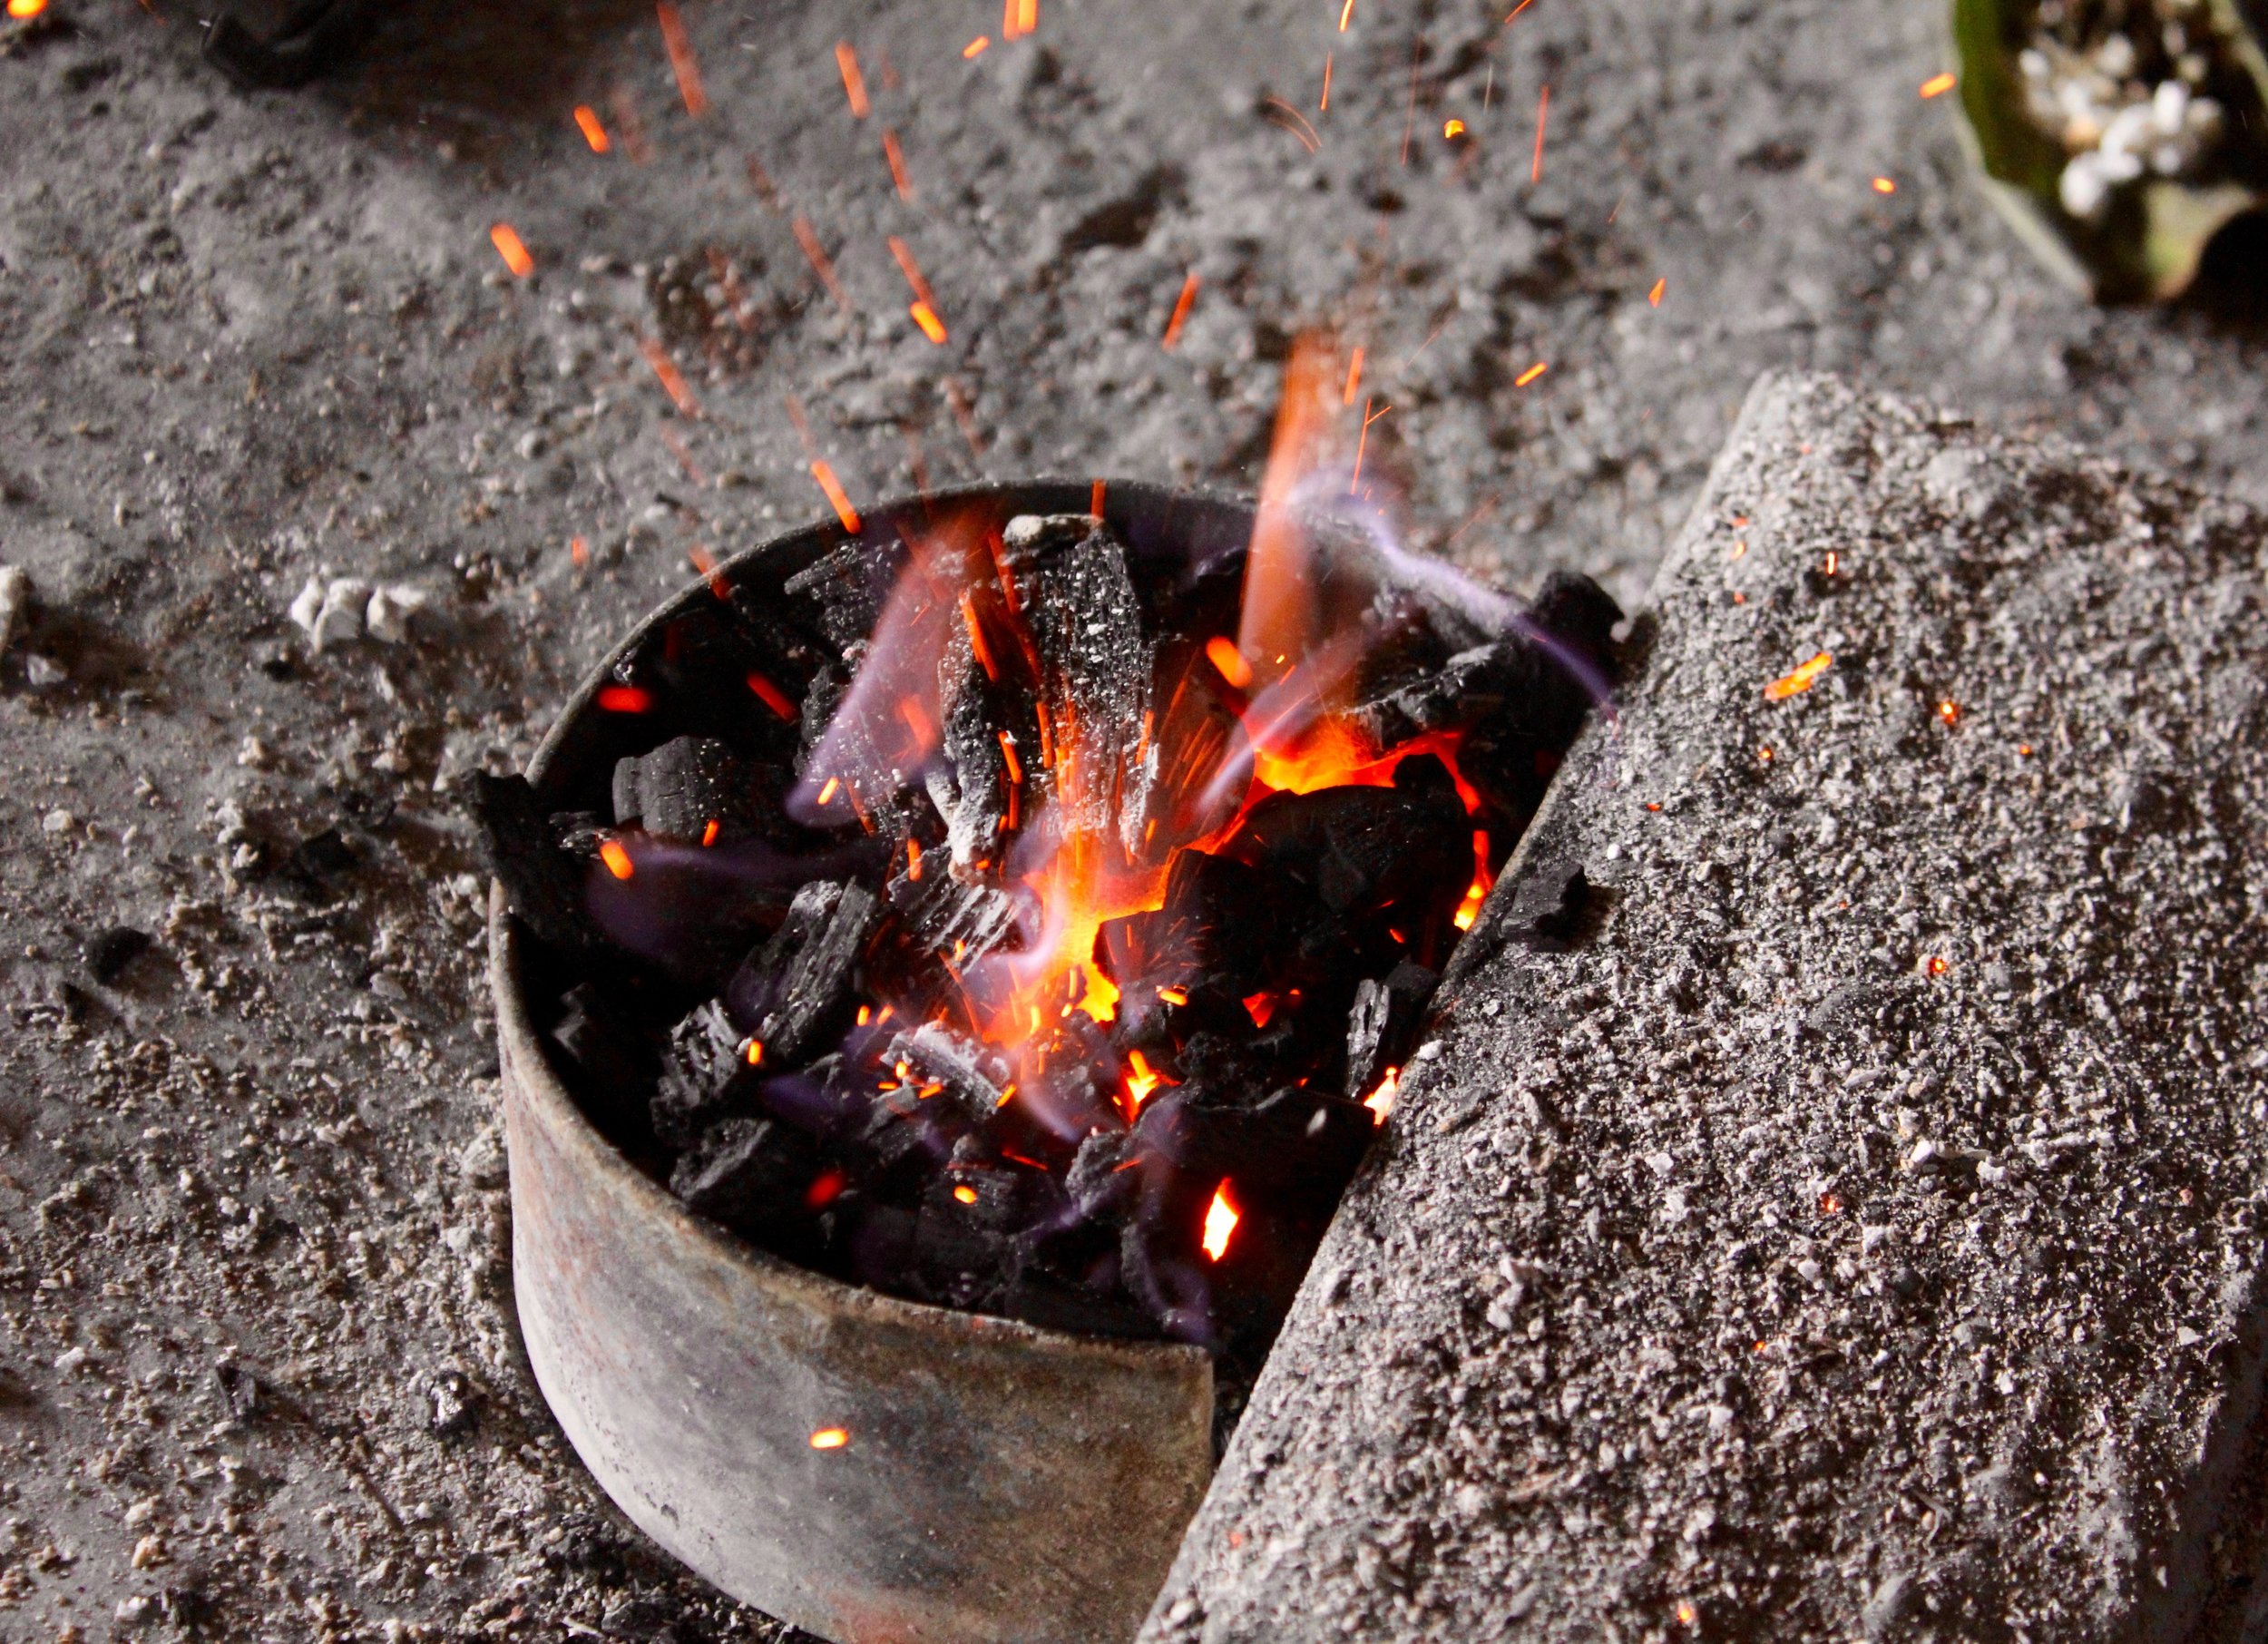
[1201, 1182, 1239, 1261]
[1240, 333, 1343, 693]
[1364, 1066, 1400, 1123]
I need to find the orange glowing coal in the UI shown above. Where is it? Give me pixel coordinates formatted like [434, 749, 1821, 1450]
[1201, 1181, 1240, 1261]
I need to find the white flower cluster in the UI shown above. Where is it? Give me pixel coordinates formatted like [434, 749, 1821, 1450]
[2017, 5, 2232, 223]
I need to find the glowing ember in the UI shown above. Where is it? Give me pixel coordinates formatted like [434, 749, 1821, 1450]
[573, 105, 611, 152]
[744, 1037, 765, 1065]
[1648, 277, 1667, 307]
[1513, 361, 1549, 387]
[1937, 699, 1961, 726]
[963, 35, 990, 58]
[1757, 746, 1775, 764]
[1443, 118, 1467, 139]
[1818, 1191, 1843, 1215]
[488, 223, 534, 278]
[1676, 1600, 1700, 1629]
[808, 1426, 850, 1450]
[656, 1, 709, 117]
[909, 301, 948, 344]
[816, 776, 842, 807]
[702, 819, 722, 847]
[600, 840, 636, 881]
[1764, 651, 1833, 700]
[1123, 1049, 1167, 1117]
[1926, 954, 1950, 975]
[1364, 1066, 1401, 1123]
[7, 0, 46, 17]
[1162, 271, 1199, 349]
[1919, 71, 1957, 97]
[1872, 175, 1898, 194]
[748, 671, 798, 721]
[809, 461, 864, 533]
[1200, 1182, 1240, 1261]
[953, 1183, 980, 1205]
[597, 684, 653, 713]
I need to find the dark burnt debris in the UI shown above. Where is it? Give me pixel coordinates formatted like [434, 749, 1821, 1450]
[478, 509, 1618, 1372]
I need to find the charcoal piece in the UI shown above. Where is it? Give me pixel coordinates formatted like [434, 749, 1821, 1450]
[1344, 962, 1440, 1098]
[1065, 1128, 1139, 1225]
[550, 982, 655, 1137]
[1223, 755, 1471, 928]
[652, 999, 758, 1150]
[1525, 569, 1624, 666]
[798, 661, 850, 768]
[1121, 637, 1246, 859]
[611, 736, 786, 846]
[885, 1020, 1012, 1126]
[1347, 588, 1460, 709]
[901, 876, 1021, 963]
[933, 575, 1041, 880]
[1001, 515, 1152, 843]
[1347, 641, 1513, 749]
[427, 1368, 477, 1436]
[784, 540, 899, 654]
[213, 1362, 261, 1423]
[471, 772, 598, 953]
[728, 880, 879, 1064]
[1097, 848, 1291, 1001]
[669, 1116, 822, 1242]
[84, 925, 152, 985]
[1497, 860, 1589, 952]
[722, 582, 831, 685]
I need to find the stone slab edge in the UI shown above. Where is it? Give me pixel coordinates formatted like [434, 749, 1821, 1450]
[1140, 371, 2268, 1644]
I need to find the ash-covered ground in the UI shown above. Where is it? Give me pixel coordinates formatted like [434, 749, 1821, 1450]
[0, 0, 2260, 1639]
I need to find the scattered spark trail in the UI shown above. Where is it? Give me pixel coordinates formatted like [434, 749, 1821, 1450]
[791, 215, 853, 312]
[883, 130, 914, 198]
[1320, 53, 1333, 111]
[1264, 97, 1322, 153]
[1339, 0, 1354, 28]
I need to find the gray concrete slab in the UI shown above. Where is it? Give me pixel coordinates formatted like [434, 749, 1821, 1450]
[1142, 372, 2268, 1644]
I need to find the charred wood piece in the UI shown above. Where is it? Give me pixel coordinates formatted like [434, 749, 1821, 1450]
[885, 1021, 1013, 1126]
[471, 772, 599, 954]
[728, 880, 880, 1065]
[653, 1000, 758, 1150]
[670, 1117, 824, 1248]
[785, 542, 899, 655]
[611, 736, 787, 846]
[1344, 961, 1439, 1098]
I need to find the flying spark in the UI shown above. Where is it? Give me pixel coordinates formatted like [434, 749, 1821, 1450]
[808, 1427, 850, 1450]
[883, 129, 915, 199]
[1648, 277, 1667, 306]
[1920, 71, 1957, 97]
[1514, 361, 1549, 387]
[1764, 651, 1833, 700]
[963, 35, 990, 57]
[1339, 0, 1354, 28]
[656, 1, 709, 117]
[600, 840, 635, 880]
[809, 461, 863, 533]
[1443, 117, 1467, 139]
[635, 335, 699, 416]
[836, 42, 871, 117]
[1530, 85, 1549, 181]
[572, 105, 611, 152]
[7, 0, 47, 16]
[909, 301, 948, 344]
[1872, 175, 1898, 193]
[1201, 1182, 1240, 1261]
[1162, 271, 1199, 349]
[790, 215, 852, 312]
[488, 223, 534, 278]
[1341, 346, 1364, 406]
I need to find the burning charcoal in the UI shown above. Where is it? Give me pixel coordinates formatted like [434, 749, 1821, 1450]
[1347, 641, 1515, 749]
[884, 1021, 1012, 1126]
[1347, 588, 1461, 706]
[611, 735, 787, 846]
[1121, 637, 1246, 858]
[1002, 515, 1152, 842]
[84, 925, 153, 985]
[1098, 849, 1289, 1003]
[728, 880, 879, 1065]
[652, 999, 758, 1150]
[1223, 755, 1471, 954]
[784, 541, 900, 655]
[1496, 859, 1589, 952]
[899, 876, 1021, 964]
[1344, 962, 1439, 1098]
[934, 600, 1030, 877]
[1133, 1084, 1371, 1210]
[471, 772, 600, 954]
[670, 1116, 823, 1247]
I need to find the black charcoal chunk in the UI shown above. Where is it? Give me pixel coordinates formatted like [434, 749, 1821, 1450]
[729, 880, 880, 1064]
[901, 876, 1022, 963]
[1224, 755, 1471, 925]
[1344, 961, 1439, 1098]
[653, 999, 757, 1149]
[1065, 1128, 1139, 1225]
[1002, 515, 1152, 843]
[669, 1116, 821, 1240]
[885, 1020, 1012, 1125]
[551, 982, 652, 1116]
[785, 541, 897, 654]
[1497, 860, 1589, 952]
[471, 772, 598, 953]
[1525, 569, 1624, 665]
[1097, 849, 1290, 1000]
[611, 735, 784, 846]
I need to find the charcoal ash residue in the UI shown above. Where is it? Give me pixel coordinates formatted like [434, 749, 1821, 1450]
[483, 502, 1618, 1379]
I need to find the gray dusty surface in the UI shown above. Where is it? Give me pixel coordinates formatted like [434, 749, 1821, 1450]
[1, 0, 2264, 1639]
[1143, 372, 2268, 1643]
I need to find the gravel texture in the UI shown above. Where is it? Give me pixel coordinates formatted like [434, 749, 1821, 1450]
[1, 0, 2263, 1639]
[1141, 371, 2268, 1643]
